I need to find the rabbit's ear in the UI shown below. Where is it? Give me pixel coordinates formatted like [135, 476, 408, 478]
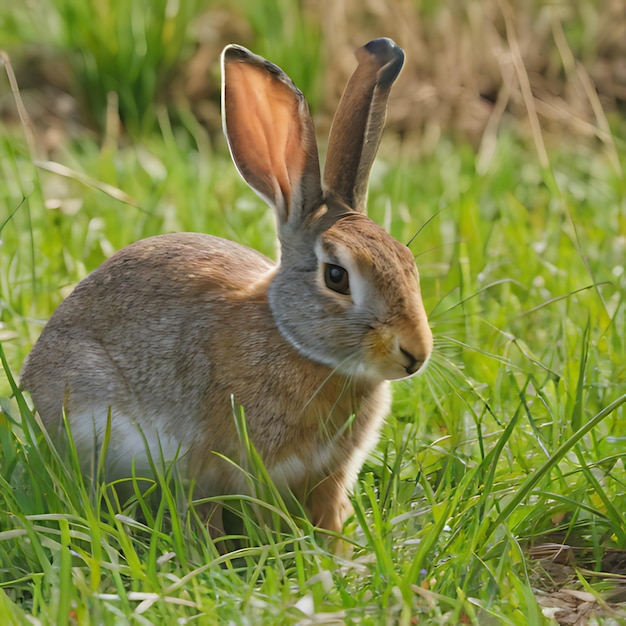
[222, 45, 323, 227]
[323, 38, 404, 214]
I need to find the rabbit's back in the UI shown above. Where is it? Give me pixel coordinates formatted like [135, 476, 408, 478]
[21, 233, 278, 477]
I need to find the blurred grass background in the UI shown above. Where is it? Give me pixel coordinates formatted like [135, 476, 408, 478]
[0, 0, 625, 623]
[0, 0, 624, 147]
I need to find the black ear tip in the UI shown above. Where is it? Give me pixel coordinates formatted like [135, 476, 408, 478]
[364, 37, 402, 57]
[363, 38, 405, 85]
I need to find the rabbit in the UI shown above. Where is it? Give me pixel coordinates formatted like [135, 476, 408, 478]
[20, 38, 433, 535]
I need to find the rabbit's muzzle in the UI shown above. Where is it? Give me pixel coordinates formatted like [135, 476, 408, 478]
[363, 307, 433, 381]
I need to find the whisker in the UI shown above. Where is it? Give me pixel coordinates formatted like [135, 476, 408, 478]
[302, 353, 360, 411]
[298, 350, 365, 445]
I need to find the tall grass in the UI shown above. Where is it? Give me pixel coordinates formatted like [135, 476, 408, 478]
[0, 0, 625, 622]
[2, 111, 624, 620]
[0, 0, 200, 134]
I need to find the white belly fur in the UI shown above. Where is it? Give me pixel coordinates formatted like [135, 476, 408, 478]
[63, 407, 186, 482]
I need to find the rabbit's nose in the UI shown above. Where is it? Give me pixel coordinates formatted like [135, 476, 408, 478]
[399, 347, 426, 375]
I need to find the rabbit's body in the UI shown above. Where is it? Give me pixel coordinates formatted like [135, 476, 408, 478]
[23, 232, 390, 529]
[21, 39, 432, 533]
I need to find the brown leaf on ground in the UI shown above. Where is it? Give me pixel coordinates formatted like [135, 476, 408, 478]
[536, 589, 608, 625]
[530, 543, 626, 625]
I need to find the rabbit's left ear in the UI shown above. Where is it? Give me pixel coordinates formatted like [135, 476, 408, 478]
[323, 38, 404, 214]
[222, 45, 323, 228]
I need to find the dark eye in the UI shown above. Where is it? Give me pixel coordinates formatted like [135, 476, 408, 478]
[324, 263, 350, 295]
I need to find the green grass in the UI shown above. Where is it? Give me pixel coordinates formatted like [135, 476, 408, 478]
[1, 113, 624, 622]
[1, 1, 626, 622]
[15, 0, 200, 134]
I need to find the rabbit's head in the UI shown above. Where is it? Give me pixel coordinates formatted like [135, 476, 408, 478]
[222, 39, 432, 382]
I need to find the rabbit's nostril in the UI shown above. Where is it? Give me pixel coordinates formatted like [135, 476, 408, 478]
[399, 347, 422, 375]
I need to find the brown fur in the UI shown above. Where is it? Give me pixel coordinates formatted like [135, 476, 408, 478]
[21, 40, 432, 534]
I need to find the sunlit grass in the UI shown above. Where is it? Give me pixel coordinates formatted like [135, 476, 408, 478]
[1, 0, 625, 622]
[2, 107, 624, 621]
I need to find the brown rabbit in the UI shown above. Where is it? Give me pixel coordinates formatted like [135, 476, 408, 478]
[21, 38, 433, 534]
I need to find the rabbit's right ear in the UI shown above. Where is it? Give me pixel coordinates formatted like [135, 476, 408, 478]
[222, 45, 323, 227]
[323, 38, 404, 214]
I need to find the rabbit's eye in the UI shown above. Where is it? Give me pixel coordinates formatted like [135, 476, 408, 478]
[324, 264, 350, 295]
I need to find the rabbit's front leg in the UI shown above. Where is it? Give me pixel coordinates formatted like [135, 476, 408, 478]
[308, 472, 353, 533]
